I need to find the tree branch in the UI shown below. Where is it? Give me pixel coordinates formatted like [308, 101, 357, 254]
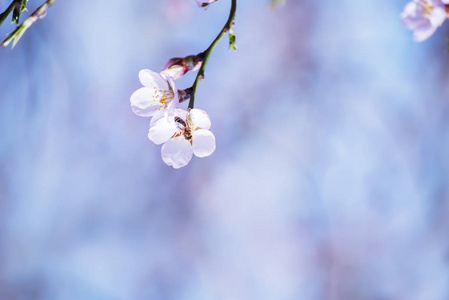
[1, 0, 55, 48]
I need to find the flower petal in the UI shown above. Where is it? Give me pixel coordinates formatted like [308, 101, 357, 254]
[165, 76, 179, 117]
[150, 109, 186, 128]
[429, 6, 446, 27]
[148, 117, 178, 145]
[189, 109, 211, 130]
[150, 109, 166, 127]
[174, 108, 188, 120]
[161, 66, 185, 80]
[413, 24, 437, 42]
[130, 87, 164, 117]
[161, 136, 193, 169]
[139, 69, 168, 89]
[192, 129, 216, 158]
[401, 3, 427, 30]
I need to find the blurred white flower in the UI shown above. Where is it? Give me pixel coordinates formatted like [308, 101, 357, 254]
[401, 0, 447, 42]
[130, 69, 179, 124]
[148, 108, 216, 169]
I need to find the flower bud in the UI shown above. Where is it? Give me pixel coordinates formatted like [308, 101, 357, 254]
[195, 0, 218, 8]
[178, 88, 193, 103]
[161, 54, 203, 79]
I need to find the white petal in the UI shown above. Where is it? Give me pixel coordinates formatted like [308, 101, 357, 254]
[167, 76, 178, 102]
[401, 3, 427, 30]
[165, 76, 179, 118]
[189, 109, 211, 130]
[174, 108, 188, 120]
[150, 109, 166, 127]
[161, 137, 193, 169]
[413, 24, 437, 42]
[192, 129, 216, 158]
[130, 87, 164, 117]
[161, 66, 185, 80]
[429, 6, 446, 27]
[139, 69, 168, 89]
[148, 117, 178, 145]
[151, 108, 186, 128]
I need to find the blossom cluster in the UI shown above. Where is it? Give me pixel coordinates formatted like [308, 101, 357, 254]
[130, 0, 222, 169]
[130, 66, 215, 169]
[401, 0, 449, 42]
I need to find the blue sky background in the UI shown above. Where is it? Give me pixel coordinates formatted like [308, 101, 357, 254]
[0, 0, 449, 299]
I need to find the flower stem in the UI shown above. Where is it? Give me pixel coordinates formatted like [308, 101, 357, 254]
[188, 0, 237, 109]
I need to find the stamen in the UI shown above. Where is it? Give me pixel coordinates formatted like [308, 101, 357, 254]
[419, 0, 434, 17]
[152, 88, 174, 108]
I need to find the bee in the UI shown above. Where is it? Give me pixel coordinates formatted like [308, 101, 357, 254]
[184, 129, 193, 141]
[174, 116, 192, 141]
[174, 116, 186, 128]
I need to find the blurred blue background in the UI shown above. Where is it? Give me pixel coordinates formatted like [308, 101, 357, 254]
[0, 0, 449, 299]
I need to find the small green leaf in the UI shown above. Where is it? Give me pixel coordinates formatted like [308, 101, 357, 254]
[11, 0, 26, 24]
[228, 33, 237, 51]
[228, 19, 237, 51]
[21, 0, 27, 11]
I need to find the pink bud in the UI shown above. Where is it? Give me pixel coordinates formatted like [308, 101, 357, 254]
[160, 54, 203, 79]
[195, 0, 218, 8]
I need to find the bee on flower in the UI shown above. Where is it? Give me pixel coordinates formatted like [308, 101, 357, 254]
[130, 0, 236, 169]
[148, 109, 216, 169]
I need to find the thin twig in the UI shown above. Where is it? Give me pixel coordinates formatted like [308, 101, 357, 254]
[188, 0, 237, 109]
[1, 0, 55, 48]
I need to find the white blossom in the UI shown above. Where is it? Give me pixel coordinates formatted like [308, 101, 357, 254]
[148, 109, 216, 169]
[130, 69, 179, 124]
[401, 0, 447, 42]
